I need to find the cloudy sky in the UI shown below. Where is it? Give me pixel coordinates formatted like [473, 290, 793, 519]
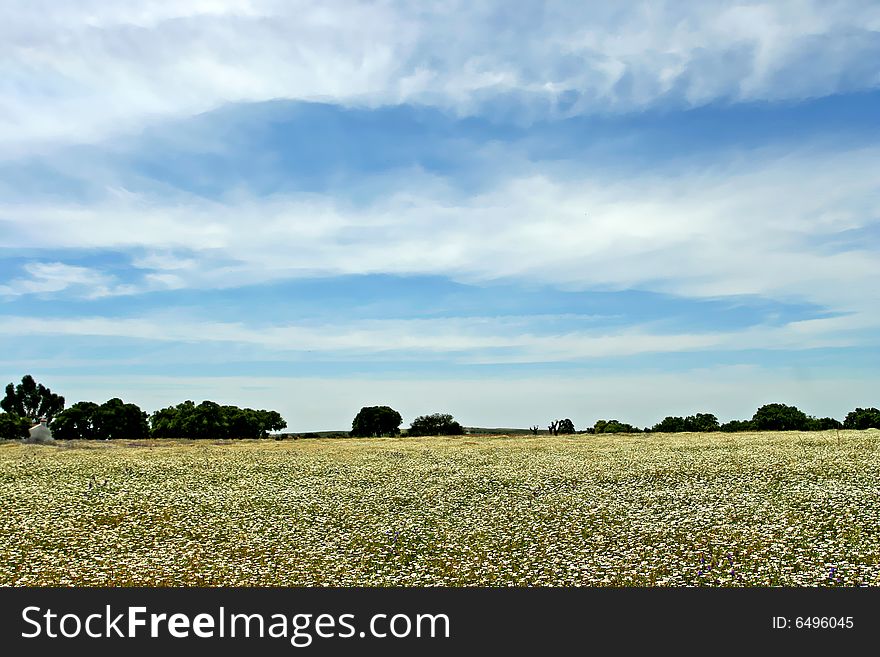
[1, 0, 879, 430]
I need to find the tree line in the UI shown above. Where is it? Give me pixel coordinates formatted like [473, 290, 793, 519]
[545, 403, 880, 434]
[0, 375, 286, 441]
[2, 375, 880, 441]
[350, 402, 880, 438]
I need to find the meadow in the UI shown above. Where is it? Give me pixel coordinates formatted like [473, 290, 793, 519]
[1, 430, 878, 586]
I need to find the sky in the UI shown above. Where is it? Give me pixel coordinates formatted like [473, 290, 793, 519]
[1, 0, 879, 431]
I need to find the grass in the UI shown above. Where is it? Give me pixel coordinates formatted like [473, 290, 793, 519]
[1, 430, 878, 586]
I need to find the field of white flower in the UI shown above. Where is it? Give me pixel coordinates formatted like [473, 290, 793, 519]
[1, 430, 878, 586]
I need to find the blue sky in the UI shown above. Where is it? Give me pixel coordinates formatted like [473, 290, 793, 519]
[1, 1, 879, 430]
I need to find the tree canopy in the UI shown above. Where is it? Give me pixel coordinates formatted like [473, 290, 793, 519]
[351, 406, 402, 437]
[843, 407, 880, 430]
[407, 413, 465, 436]
[1, 375, 65, 422]
[51, 402, 100, 440]
[0, 413, 31, 440]
[751, 403, 809, 431]
[652, 413, 719, 433]
[808, 417, 843, 430]
[720, 419, 753, 432]
[52, 399, 149, 440]
[592, 419, 639, 434]
[557, 418, 576, 434]
[97, 398, 150, 440]
[149, 401, 287, 439]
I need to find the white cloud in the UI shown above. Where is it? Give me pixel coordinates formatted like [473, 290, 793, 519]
[2, 146, 878, 315]
[0, 262, 137, 298]
[0, 305, 874, 365]
[1, 1, 878, 149]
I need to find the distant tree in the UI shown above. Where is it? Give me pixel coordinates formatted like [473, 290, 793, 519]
[94, 398, 149, 440]
[557, 418, 576, 434]
[150, 401, 193, 438]
[1, 375, 65, 422]
[52, 399, 148, 440]
[51, 402, 100, 440]
[652, 416, 687, 433]
[529, 425, 539, 435]
[687, 413, 719, 432]
[720, 419, 753, 432]
[751, 403, 809, 431]
[222, 406, 285, 439]
[617, 421, 641, 433]
[653, 414, 719, 433]
[0, 413, 30, 440]
[182, 401, 226, 439]
[843, 407, 880, 430]
[407, 413, 465, 437]
[806, 416, 843, 431]
[150, 400, 286, 439]
[221, 405, 261, 439]
[351, 406, 402, 437]
[254, 409, 287, 436]
[593, 419, 638, 434]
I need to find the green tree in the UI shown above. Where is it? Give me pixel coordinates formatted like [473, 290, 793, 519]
[0, 413, 30, 440]
[94, 398, 149, 440]
[751, 403, 809, 431]
[720, 419, 753, 432]
[51, 401, 100, 440]
[351, 406, 402, 437]
[807, 416, 843, 431]
[222, 406, 261, 439]
[254, 409, 287, 436]
[557, 418, 576, 434]
[150, 401, 286, 439]
[407, 413, 465, 436]
[52, 399, 148, 440]
[843, 407, 880, 430]
[687, 413, 719, 432]
[150, 401, 193, 438]
[1, 375, 65, 422]
[653, 414, 719, 433]
[652, 416, 687, 433]
[593, 419, 638, 434]
[182, 401, 226, 439]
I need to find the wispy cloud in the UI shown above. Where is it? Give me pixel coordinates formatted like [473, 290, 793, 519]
[0, 262, 137, 298]
[3, 145, 878, 312]
[2, 1, 879, 149]
[0, 306, 874, 366]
